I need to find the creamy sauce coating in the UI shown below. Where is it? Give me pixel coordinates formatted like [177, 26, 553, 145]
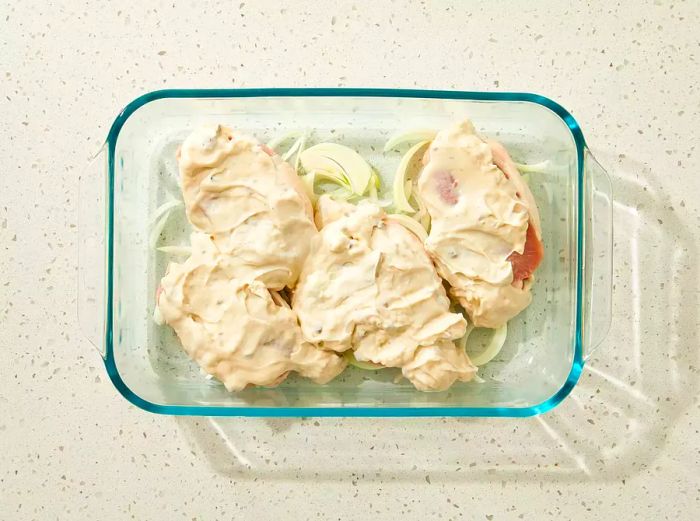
[178, 124, 316, 289]
[293, 196, 475, 391]
[417, 120, 543, 328]
[158, 126, 345, 391]
[158, 233, 346, 391]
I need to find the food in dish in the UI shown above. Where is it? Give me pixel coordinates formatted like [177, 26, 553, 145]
[155, 118, 544, 392]
[293, 196, 475, 391]
[157, 125, 346, 390]
[177, 124, 316, 289]
[416, 120, 544, 328]
[157, 234, 346, 391]
[299, 142, 374, 196]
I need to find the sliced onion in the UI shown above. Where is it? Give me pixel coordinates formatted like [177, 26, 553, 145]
[301, 168, 355, 206]
[149, 199, 182, 227]
[419, 213, 430, 233]
[404, 179, 413, 201]
[392, 140, 430, 213]
[293, 132, 308, 173]
[383, 129, 437, 152]
[267, 130, 310, 167]
[328, 186, 356, 201]
[149, 211, 172, 249]
[413, 193, 431, 232]
[281, 137, 303, 162]
[300, 171, 317, 203]
[457, 324, 474, 351]
[461, 323, 508, 366]
[386, 213, 428, 241]
[514, 160, 550, 173]
[368, 172, 379, 200]
[300, 143, 372, 195]
[313, 168, 351, 187]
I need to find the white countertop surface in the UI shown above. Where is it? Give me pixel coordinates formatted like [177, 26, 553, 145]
[2, 1, 699, 519]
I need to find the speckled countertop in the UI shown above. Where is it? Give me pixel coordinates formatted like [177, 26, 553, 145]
[2, 1, 699, 519]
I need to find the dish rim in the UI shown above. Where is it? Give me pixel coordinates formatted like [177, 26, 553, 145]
[103, 87, 586, 417]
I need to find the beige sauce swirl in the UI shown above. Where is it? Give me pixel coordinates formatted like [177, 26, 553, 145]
[293, 196, 475, 391]
[158, 233, 346, 391]
[417, 120, 541, 328]
[178, 124, 316, 289]
[158, 126, 345, 391]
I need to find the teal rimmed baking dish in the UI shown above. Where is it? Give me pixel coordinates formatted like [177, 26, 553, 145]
[78, 88, 612, 416]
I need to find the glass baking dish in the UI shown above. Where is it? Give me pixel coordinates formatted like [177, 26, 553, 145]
[78, 88, 612, 417]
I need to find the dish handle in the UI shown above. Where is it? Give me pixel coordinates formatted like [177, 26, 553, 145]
[77, 145, 108, 359]
[582, 149, 613, 360]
